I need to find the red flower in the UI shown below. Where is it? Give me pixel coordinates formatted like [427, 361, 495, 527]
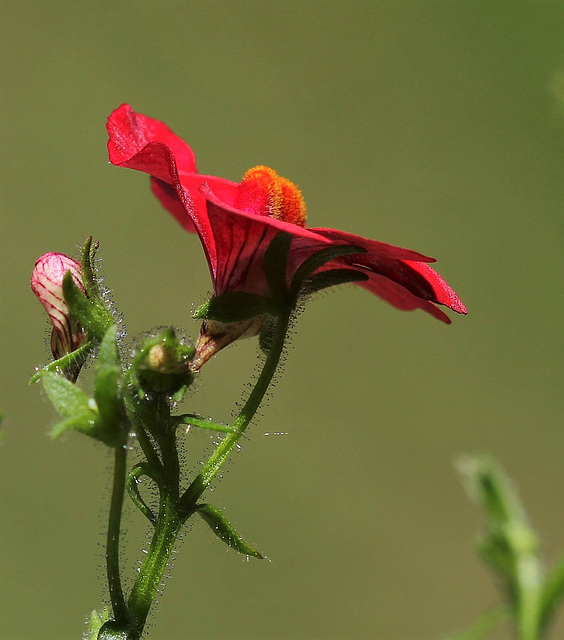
[107, 104, 466, 364]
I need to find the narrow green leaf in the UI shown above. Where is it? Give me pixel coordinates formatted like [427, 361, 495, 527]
[175, 414, 237, 433]
[29, 340, 94, 384]
[196, 503, 264, 559]
[194, 292, 274, 323]
[291, 244, 366, 292]
[40, 371, 91, 418]
[127, 463, 159, 526]
[301, 269, 368, 295]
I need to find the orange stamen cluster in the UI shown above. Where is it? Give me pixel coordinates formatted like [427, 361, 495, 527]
[235, 165, 307, 227]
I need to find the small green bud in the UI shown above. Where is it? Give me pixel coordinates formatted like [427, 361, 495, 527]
[136, 329, 195, 394]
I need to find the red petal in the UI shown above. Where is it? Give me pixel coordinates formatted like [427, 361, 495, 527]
[358, 273, 454, 323]
[201, 183, 331, 295]
[312, 230, 467, 317]
[310, 228, 435, 262]
[107, 104, 198, 179]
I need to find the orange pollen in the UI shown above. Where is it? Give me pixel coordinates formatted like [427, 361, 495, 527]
[235, 165, 307, 227]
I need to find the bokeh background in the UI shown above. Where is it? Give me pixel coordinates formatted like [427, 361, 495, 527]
[2, 2, 563, 639]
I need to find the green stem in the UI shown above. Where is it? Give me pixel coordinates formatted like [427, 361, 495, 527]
[123, 308, 292, 637]
[517, 552, 542, 640]
[126, 489, 180, 640]
[179, 308, 291, 521]
[107, 443, 129, 626]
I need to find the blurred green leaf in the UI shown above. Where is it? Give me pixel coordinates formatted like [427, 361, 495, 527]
[456, 455, 542, 639]
[539, 554, 564, 634]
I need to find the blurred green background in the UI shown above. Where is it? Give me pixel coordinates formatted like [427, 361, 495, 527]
[2, 2, 563, 639]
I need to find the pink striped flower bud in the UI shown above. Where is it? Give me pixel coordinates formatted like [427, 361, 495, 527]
[31, 253, 88, 373]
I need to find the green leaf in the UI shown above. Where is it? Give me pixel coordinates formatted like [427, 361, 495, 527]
[175, 414, 237, 433]
[290, 244, 366, 293]
[263, 231, 292, 298]
[97, 325, 119, 370]
[29, 340, 94, 384]
[193, 292, 275, 323]
[301, 269, 368, 295]
[196, 503, 264, 559]
[49, 412, 98, 440]
[127, 462, 159, 526]
[40, 371, 91, 418]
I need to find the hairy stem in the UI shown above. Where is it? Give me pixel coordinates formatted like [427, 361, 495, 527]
[179, 309, 291, 521]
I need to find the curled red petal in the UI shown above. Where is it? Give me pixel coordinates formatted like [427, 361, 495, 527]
[107, 104, 198, 179]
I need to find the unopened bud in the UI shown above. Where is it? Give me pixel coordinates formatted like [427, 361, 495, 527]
[136, 329, 195, 394]
[31, 252, 88, 379]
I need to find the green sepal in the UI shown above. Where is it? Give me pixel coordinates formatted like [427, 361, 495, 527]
[193, 292, 275, 323]
[81, 236, 104, 300]
[264, 231, 292, 298]
[195, 503, 264, 559]
[40, 370, 91, 418]
[290, 244, 366, 293]
[301, 268, 368, 295]
[134, 328, 195, 396]
[174, 413, 238, 434]
[127, 462, 160, 526]
[63, 271, 114, 341]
